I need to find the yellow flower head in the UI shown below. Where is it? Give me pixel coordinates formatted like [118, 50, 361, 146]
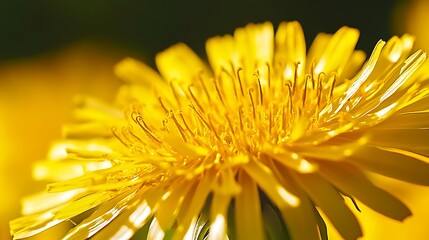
[10, 22, 429, 240]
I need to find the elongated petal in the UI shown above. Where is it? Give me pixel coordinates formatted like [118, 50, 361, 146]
[306, 33, 331, 73]
[268, 161, 320, 240]
[328, 40, 385, 115]
[314, 26, 360, 75]
[348, 146, 429, 185]
[374, 112, 429, 129]
[13, 219, 71, 240]
[173, 169, 215, 239]
[63, 122, 114, 139]
[235, 170, 265, 240]
[114, 57, 164, 85]
[290, 137, 366, 161]
[10, 210, 67, 239]
[338, 50, 366, 80]
[90, 200, 152, 240]
[208, 193, 231, 240]
[234, 22, 274, 82]
[262, 143, 317, 173]
[398, 93, 429, 113]
[319, 162, 411, 221]
[293, 172, 362, 239]
[350, 50, 426, 118]
[206, 35, 237, 75]
[33, 160, 112, 182]
[365, 129, 429, 149]
[156, 43, 210, 82]
[155, 179, 194, 231]
[242, 159, 299, 208]
[61, 188, 138, 240]
[275, 21, 306, 79]
[20, 190, 83, 215]
[54, 191, 115, 221]
[147, 217, 165, 240]
[235, 22, 274, 64]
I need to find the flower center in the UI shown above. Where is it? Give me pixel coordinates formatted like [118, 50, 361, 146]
[120, 63, 340, 163]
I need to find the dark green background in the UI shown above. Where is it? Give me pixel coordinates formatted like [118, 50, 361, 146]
[0, 0, 403, 66]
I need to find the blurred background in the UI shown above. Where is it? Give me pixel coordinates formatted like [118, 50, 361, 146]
[1, 0, 428, 239]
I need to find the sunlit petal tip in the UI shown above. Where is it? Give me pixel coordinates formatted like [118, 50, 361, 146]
[114, 57, 164, 85]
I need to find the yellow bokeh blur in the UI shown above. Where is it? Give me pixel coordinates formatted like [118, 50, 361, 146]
[394, 0, 429, 51]
[0, 43, 124, 239]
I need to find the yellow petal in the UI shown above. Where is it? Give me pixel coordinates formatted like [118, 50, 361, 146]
[326, 39, 385, 116]
[54, 164, 161, 193]
[319, 162, 411, 221]
[155, 179, 195, 231]
[12, 217, 70, 240]
[212, 167, 241, 196]
[374, 112, 429, 129]
[208, 193, 231, 240]
[338, 50, 366, 81]
[147, 217, 165, 240]
[290, 137, 366, 161]
[262, 143, 317, 173]
[364, 129, 429, 149]
[268, 162, 320, 240]
[206, 34, 238, 75]
[63, 122, 114, 139]
[242, 158, 299, 208]
[174, 169, 215, 239]
[21, 190, 83, 215]
[155, 43, 210, 82]
[348, 146, 429, 185]
[235, 22, 274, 64]
[293, 172, 362, 240]
[61, 188, 139, 240]
[162, 134, 209, 158]
[114, 57, 164, 85]
[398, 92, 429, 113]
[54, 191, 115, 221]
[234, 22, 274, 82]
[351, 50, 426, 118]
[306, 32, 331, 73]
[274, 21, 306, 79]
[33, 160, 112, 182]
[313, 26, 360, 76]
[235, 170, 265, 240]
[72, 96, 123, 122]
[90, 201, 152, 240]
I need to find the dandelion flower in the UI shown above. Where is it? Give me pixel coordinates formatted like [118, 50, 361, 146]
[10, 21, 429, 240]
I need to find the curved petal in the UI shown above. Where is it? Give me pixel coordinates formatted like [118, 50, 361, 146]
[173, 169, 215, 239]
[293, 172, 362, 240]
[268, 161, 320, 240]
[319, 162, 411, 221]
[242, 158, 299, 209]
[348, 146, 429, 185]
[156, 43, 211, 82]
[274, 21, 306, 81]
[235, 170, 265, 240]
[114, 57, 164, 85]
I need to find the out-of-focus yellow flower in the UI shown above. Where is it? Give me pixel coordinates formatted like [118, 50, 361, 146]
[9, 22, 429, 240]
[394, 0, 429, 51]
[0, 43, 123, 240]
